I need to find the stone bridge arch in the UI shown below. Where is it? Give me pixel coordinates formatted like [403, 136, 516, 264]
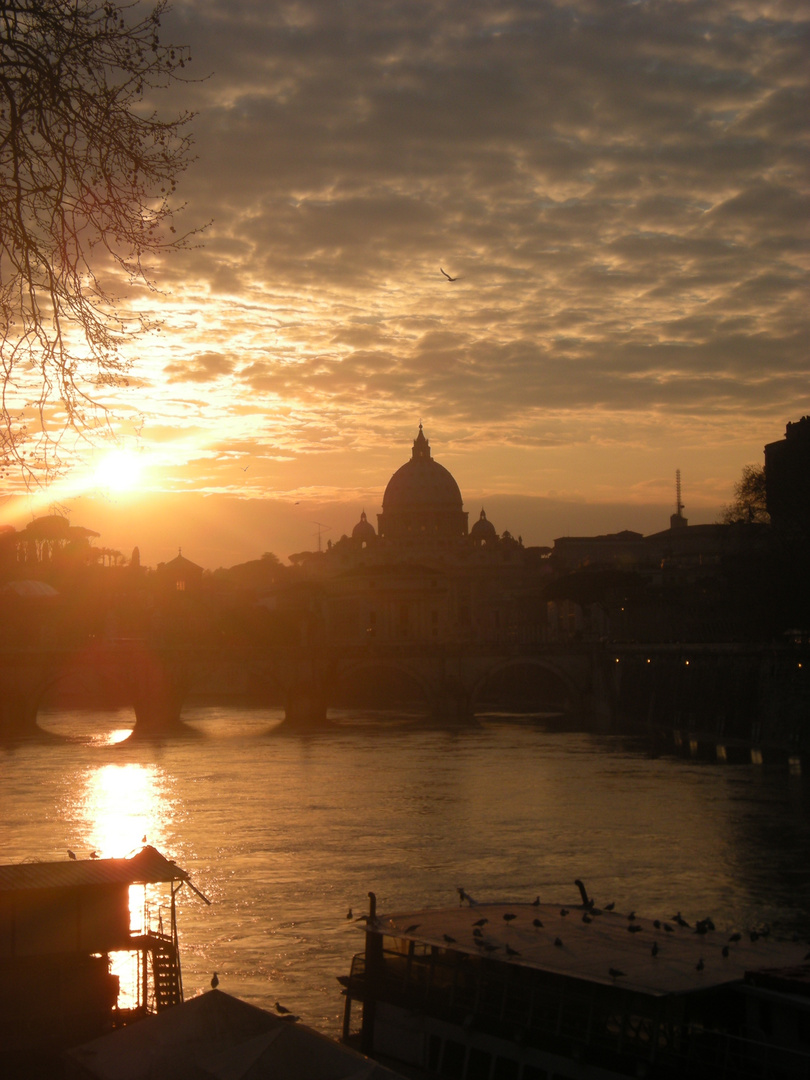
[325, 656, 436, 716]
[470, 656, 585, 718]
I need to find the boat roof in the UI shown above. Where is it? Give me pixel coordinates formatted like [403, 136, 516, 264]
[0, 846, 191, 892]
[368, 899, 808, 998]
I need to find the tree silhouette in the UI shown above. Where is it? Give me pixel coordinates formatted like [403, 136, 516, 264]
[1, 0, 196, 481]
[720, 464, 770, 525]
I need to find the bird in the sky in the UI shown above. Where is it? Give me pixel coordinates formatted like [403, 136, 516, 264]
[67, 850, 77, 860]
[440, 267, 457, 281]
[211, 972, 219, 989]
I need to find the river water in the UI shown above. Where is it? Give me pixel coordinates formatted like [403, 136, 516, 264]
[2, 706, 809, 1038]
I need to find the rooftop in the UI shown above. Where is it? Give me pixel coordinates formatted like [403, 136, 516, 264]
[0, 846, 192, 893]
[368, 897, 808, 998]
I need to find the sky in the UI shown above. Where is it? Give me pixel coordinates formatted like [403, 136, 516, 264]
[2, 0, 808, 568]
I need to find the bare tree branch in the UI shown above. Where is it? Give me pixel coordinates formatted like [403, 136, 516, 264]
[0, 0, 199, 482]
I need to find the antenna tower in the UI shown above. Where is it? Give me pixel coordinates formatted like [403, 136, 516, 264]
[675, 469, 684, 516]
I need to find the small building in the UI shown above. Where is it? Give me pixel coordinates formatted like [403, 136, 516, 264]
[0, 847, 207, 1066]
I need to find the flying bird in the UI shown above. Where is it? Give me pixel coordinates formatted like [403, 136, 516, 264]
[211, 972, 219, 989]
[67, 850, 77, 860]
[440, 268, 457, 281]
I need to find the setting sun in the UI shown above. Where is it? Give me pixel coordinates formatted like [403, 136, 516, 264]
[94, 448, 144, 492]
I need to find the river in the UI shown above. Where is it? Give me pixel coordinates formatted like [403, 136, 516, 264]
[2, 706, 809, 1038]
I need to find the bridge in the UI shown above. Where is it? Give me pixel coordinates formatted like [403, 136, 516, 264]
[0, 638, 615, 737]
[0, 638, 806, 750]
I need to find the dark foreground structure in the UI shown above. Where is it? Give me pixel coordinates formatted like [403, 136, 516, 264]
[66, 988, 404, 1080]
[342, 890, 810, 1080]
[0, 847, 207, 1077]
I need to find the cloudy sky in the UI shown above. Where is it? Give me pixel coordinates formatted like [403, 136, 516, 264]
[5, 0, 809, 567]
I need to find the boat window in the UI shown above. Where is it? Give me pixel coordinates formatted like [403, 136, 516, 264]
[521, 1068, 548, 1080]
[493, 1057, 519, 1080]
[440, 1038, 465, 1079]
[466, 1047, 492, 1080]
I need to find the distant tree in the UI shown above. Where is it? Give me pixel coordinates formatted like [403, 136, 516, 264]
[720, 464, 770, 524]
[0, 0, 197, 481]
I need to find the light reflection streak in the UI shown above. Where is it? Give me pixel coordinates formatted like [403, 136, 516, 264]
[82, 763, 166, 859]
[78, 762, 176, 1011]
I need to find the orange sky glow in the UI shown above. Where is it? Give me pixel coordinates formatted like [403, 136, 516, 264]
[2, 0, 808, 568]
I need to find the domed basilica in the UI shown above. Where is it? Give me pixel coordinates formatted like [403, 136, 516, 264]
[319, 424, 514, 565]
[287, 427, 543, 648]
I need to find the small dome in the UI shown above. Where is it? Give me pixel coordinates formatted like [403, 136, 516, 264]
[470, 508, 497, 546]
[382, 425, 463, 512]
[352, 510, 376, 544]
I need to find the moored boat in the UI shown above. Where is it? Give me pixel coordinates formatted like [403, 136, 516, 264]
[341, 886, 810, 1080]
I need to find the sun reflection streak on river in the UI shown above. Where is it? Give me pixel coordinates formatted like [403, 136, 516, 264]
[79, 763, 169, 859]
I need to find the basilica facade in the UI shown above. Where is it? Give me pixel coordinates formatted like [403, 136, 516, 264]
[287, 426, 549, 646]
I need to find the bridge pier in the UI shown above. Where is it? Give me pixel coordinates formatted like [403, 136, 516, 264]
[284, 686, 328, 727]
[430, 687, 474, 724]
[0, 688, 39, 738]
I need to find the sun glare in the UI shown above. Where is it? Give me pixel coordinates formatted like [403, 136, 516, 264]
[94, 448, 143, 492]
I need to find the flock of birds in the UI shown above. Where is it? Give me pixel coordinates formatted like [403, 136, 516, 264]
[368, 880, 793, 983]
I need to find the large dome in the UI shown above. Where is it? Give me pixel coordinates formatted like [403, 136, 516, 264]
[382, 426, 463, 512]
[378, 426, 468, 548]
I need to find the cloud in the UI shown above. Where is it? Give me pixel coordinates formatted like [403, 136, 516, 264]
[45, 0, 805, 524]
